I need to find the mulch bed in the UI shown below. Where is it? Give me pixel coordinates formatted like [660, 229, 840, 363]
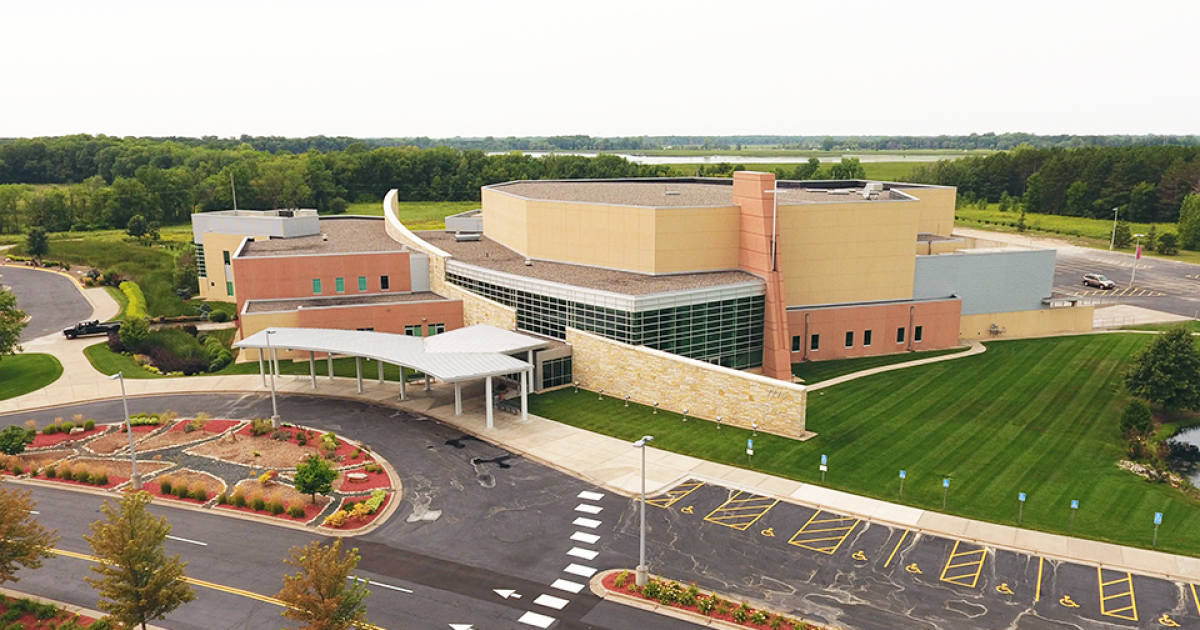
[32, 470, 128, 490]
[30, 426, 108, 449]
[169, 418, 241, 433]
[326, 494, 391, 530]
[217, 479, 329, 523]
[0, 594, 101, 629]
[217, 497, 327, 523]
[10, 449, 74, 472]
[332, 467, 392, 493]
[599, 572, 824, 630]
[146, 470, 226, 504]
[234, 425, 373, 466]
[86, 425, 162, 455]
[136, 420, 241, 452]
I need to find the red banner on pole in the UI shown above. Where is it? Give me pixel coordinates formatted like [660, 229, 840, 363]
[1136, 245, 1142, 259]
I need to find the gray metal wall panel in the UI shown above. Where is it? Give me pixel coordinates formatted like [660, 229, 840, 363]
[410, 254, 431, 292]
[914, 249, 1055, 315]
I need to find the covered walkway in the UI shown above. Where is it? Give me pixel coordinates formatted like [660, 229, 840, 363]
[235, 324, 549, 429]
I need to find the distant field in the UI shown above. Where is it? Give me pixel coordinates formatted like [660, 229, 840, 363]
[339, 201, 478, 230]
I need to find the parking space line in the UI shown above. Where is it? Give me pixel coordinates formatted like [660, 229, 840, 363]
[1035, 557, 1043, 602]
[787, 510, 859, 555]
[1097, 568, 1138, 621]
[648, 480, 704, 509]
[884, 530, 909, 568]
[703, 491, 778, 531]
[1191, 583, 1199, 615]
[939, 541, 987, 588]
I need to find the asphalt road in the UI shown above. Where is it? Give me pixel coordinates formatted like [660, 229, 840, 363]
[0, 265, 93, 342]
[7, 394, 1200, 630]
[1053, 246, 1200, 319]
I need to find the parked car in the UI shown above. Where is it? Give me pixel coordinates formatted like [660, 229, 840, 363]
[1082, 273, 1115, 290]
[63, 320, 121, 339]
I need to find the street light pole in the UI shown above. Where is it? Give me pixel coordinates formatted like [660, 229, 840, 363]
[1109, 207, 1119, 251]
[265, 329, 280, 429]
[633, 435, 654, 586]
[109, 372, 140, 490]
[1131, 233, 1145, 287]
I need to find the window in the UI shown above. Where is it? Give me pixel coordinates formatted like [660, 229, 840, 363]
[380, 275, 390, 291]
[225, 281, 233, 296]
[845, 331, 854, 348]
[896, 327, 906, 343]
[335, 277, 345, 293]
[356, 327, 374, 331]
[541, 356, 573, 389]
[810, 334, 820, 351]
[195, 244, 206, 277]
[864, 330, 873, 346]
[222, 250, 230, 265]
[791, 335, 801, 352]
[358, 276, 367, 292]
[312, 279, 322, 294]
[427, 323, 445, 335]
[404, 325, 422, 337]
[915, 326, 924, 343]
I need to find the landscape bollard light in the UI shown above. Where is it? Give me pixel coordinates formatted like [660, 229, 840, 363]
[716, 416, 722, 430]
[266, 329, 281, 429]
[682, 409, 688, 422]
[752, 421, 758, 437]
[653, 402, 658, 415]
[624, 395, 630, 408]
[109, 372, 141, 490]
[598, 389, 604, 401]
[633, 435, 655, 586]
[574, 381, 579, 393]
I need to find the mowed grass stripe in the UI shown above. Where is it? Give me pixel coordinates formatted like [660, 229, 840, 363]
[531, 333, 1200, 553]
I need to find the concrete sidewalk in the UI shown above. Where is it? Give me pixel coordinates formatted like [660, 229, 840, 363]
[6, 289, 1200, 584]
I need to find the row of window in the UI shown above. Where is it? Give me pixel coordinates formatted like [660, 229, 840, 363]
[794, 326, 924, 352]
[313, 275, 391, 295]
[448, 272, 766, 369]
[404, 323, 445, 337]
[541, 356, 573, 389]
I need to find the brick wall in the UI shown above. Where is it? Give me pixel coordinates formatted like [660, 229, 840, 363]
[566, 328, 807, 438]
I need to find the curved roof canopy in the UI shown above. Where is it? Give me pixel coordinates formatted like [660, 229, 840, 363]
[235, 324, 548, 383]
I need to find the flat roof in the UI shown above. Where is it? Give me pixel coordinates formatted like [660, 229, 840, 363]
[486, 178, 907, 207]
[239, 217, 408, 257]
[243, 292, 447, 314]
[418, 231, 761, 295]
[235, 324, 548, 382]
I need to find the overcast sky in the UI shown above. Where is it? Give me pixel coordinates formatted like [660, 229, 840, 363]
[3, 0, 1195, 139]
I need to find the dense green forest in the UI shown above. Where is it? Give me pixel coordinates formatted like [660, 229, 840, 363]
[909, 145, 1200, 223]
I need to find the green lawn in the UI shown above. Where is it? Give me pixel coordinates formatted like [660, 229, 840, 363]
[792, 346, 969, 383]
[530, 334, 1200, 555]
[84, 342, 162, 379]
[0, 354, 63, 399]
[1122, 321, 1200, 333]
[338, 200, 479, 230]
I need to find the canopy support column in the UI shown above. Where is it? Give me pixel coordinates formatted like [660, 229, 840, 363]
[399, 367, 407, 400]
[309, 352, 316, 389]
[425, 375, 431, 391]
[454, 382, 462, 415]
[355, 356, 363, 393]
[258, 351, 266, 388]
[378, 360, 384, 384]
[327, 354, 334, 380]
[485, 376, 494, 430]
[272, 348, 279, 387]
[520, 369, 528, 423]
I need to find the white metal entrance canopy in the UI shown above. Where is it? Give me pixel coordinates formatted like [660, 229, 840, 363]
[235, 325, 550, 428]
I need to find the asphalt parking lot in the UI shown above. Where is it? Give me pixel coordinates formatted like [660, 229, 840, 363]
[0, 265, 93, 341]
[641, 480, 1197, 629]
[1053, 247, 1200, 320]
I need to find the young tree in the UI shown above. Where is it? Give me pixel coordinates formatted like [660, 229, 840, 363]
[0, 425, 36, 455]
[0, 486, 59, 585]
[1119, 399, 1153, 438]
[0, 287, 27, 360]
[294, 454, 336, 504]
[1179, 193, 1200, 251]
[25, 226, 49, 264]
[1113, 220, 1132, 249]
[125, 215, 147, 239]
[277, 540, 369, 630]
[1158, 231, 1179, 255]
[85, 491, 196, 630]
[1125, 327, 1200, 411]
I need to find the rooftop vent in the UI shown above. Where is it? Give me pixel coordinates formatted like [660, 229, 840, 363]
[665, 190, 680, 196]
[321, 233, 328, 241]
[454, 232, 481, 242]
[862, 181, 884, 200]
[524, 259, 533, 266]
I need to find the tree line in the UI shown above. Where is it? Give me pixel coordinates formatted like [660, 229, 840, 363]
[0, 136, 668, 234]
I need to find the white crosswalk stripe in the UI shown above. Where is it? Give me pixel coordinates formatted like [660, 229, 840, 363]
[570, 531, 600, 544]
[551, 578, 584, 594]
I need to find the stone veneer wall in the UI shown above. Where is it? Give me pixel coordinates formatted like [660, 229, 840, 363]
[384, 190, 517, 330]
[566, 328, 807, 438]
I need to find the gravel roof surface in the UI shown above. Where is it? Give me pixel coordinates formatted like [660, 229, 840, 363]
[418, 231, 761, 295]
[245, 292, 447, 313]
[240, 217, 407, 257]
[487, 180, 903, 207]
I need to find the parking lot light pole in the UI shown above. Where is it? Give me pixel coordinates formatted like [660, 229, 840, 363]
[109, 372, 140, 490]
[1109, 207, 1119, 251]
[266, 329, 280, 429]
[634, 435, 654, 586]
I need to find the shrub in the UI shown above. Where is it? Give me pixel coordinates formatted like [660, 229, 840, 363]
[361, 489, 387, 514]
[751, 609, 770, 625]
[120, 281, 149, 319]
[83, 418, 95, 431]
[45, 466, 57, 479]
[287, 500, 306, 518]
[42, 424, 59, 435]
[267, 500, 285, 515]
[320, 432, 339, 452]
[145, 343, 208, 375]
[190, 484, 208, 501]
[364, 462, 382, 473]
[56, 463, 71, 479]
[323, 509, 349, 527]
[174, 484, 190, 499]
[249, 418, 273, 436]
[60, 421, 75, 433]
[296, 432, 308, 446]
[159, 477, 173, 495]
[271, 429, 291, 442]
[231, 492, 247, 508]
[349, 501, 371, 520]
[614, 571, 628, 589]
[208, 310, 229, 323]
[770, 614, 785, 629]
[1120, 399, 1153, 438]
[11, 465, 23, 476]
[658, 583, 678, 605]
[217, 492, 229, 505]
[72, 465, 90, 482]
[90, 473, 108, 486]
[679, 583, 698, 607]
[259, 470, 278, 485]
[641, 580, 661, 599]
[251, 492, 266, 512]
[732, 607, 749, 623]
